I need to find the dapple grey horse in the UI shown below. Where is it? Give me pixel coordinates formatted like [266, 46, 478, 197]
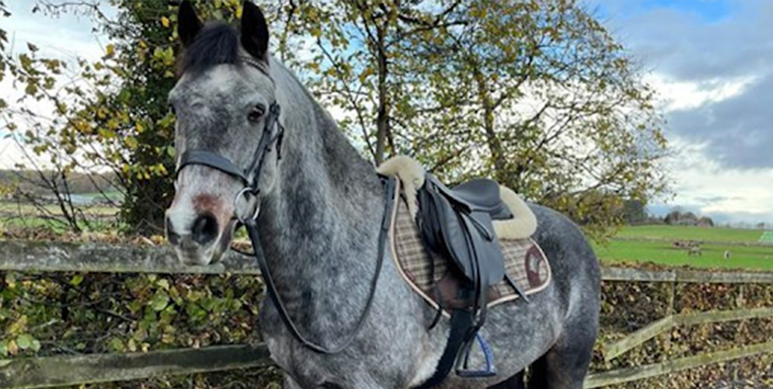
[164, 2, 600, 388]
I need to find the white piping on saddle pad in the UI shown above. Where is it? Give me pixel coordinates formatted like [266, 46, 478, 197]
[377, 155, 537, 240]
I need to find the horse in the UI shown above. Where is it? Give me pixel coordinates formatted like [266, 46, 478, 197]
[164, 2, 601, 388]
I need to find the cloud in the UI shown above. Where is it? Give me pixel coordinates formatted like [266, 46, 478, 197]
[596, 1, 772, 82]
[651, 137, 773, 224]
[592, 0, 773, 171]
[3, 2, 107, 62]
[693, 195, 742, 204]
[644, 73, 756, 112]
[666, 74, 773, 169]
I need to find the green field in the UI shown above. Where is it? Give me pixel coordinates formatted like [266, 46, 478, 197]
[0, 199, 121, 234]
[615, 224, 764, 243]
[597, 225, 773, 270]
[0, 201, 118, 216]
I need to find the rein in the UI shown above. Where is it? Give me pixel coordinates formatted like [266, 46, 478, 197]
[245, 176, 395, 354]
[174, 59, 396, 354]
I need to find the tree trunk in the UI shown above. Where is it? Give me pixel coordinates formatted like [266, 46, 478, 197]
[375, 22, 389, 166]
[472, 67, 507, 183]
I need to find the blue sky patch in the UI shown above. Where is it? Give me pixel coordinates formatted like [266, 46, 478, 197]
[591, 0, 738, 24]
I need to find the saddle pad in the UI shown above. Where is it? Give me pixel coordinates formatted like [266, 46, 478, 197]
[389, 185, 551, 316]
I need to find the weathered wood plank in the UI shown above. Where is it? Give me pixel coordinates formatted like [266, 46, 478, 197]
[674, 269, 773, 284]
[3, 240, 773, 284]
[0, 240, 259, 275]
[584, 341, 773, 388]
[602, 316, 675, 362]
[599, 267, 677, 282]
[676, 307, 773, 326]
[0, 345, 272, 389]
[601, 307, 773, 361]
[601, 266, 773, 284]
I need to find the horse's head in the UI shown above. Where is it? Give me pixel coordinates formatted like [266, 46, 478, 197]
[165, 1, 280, 266]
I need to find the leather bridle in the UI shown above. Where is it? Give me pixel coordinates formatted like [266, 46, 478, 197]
[177, 101, 284, 222]
[173, 59, 395, 355]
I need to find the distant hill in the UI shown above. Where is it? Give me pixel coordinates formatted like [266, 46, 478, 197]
[0, 170, 119, 196]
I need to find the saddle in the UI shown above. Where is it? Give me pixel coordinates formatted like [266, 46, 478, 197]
[418, 175, 513, 308]
[416, 174, 528, 383]
[379, 155, 546, 388]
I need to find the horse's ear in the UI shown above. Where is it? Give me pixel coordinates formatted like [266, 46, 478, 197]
[240, 1, 269, 61]
[178, 0, 202, 48]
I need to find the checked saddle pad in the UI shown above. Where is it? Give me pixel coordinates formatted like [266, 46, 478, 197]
[388, 183, 552, 316]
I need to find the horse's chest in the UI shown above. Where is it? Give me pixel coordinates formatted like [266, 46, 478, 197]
[259, 304, 330, 384]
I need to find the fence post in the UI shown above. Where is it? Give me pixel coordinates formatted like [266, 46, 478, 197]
[662, 281, 677, 388]
[734, 284, 746, 383]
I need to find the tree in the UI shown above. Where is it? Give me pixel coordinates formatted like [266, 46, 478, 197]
[1, 1, 255, 234]
[622, 199, 646, 225]
[309, 0, 668, 239]
[2, 0, 669, 239]
[0, 0, 10, 107]
[296, 0, 464, 165]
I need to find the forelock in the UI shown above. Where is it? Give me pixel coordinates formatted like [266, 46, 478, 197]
[180, 22, 240, 74]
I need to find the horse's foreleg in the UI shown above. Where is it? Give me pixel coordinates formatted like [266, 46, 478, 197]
[487, 371, 525, 389]
[526, 332, 595, 389]
[283, 374, 304, 389]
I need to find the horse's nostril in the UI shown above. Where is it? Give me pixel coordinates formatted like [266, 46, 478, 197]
[166, 216, 181, 246]
[191, 214, 219, 245]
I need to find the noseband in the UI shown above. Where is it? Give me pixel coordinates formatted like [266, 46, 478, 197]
[173, 60, 395, 355]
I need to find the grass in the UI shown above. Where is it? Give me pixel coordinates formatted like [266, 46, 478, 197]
[594, 224, 773, 271]
[594, 239, 773, 271]
[0, 200, 122, 235]
[616, 225, 765, 244]
[0, 201, 119, 216]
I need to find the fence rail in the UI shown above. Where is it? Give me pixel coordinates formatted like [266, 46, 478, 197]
[585, 341, 773, 388]
[601, 307, 773, 362]
[0, 345, 271, 389]
[0, 240, 258, 275]
[2, 240, 773, 388]
[5, 240, 773, 283]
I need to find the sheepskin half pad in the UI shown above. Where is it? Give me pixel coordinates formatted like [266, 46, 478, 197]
[388, 181, 552, 316]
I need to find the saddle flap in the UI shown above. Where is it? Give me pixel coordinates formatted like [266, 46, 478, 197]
[418, 177, 506, 286]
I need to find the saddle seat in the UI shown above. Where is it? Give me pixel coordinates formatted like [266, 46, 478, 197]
[441, 179, 513, 220]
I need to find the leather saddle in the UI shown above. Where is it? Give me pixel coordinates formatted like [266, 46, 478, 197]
[418, 175, 511, 292]
[416, 174, 527, 384]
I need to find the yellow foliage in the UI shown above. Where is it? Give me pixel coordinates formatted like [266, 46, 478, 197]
[104, 44, 115, 59]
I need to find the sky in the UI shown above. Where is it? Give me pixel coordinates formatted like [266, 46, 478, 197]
[586, 0, 773, 225]
[1, 0, 772, 225]
[0, 1, 108, 169]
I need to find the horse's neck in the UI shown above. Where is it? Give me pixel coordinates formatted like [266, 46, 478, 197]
[258, 61, 384, 287]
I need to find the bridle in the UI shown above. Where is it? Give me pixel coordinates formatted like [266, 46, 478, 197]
[173, 58, 395, 354]
[177, 101, 284, 223]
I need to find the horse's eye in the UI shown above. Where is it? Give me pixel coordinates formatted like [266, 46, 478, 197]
[169, 104, 176, 115]
[248, 105, 266, 123]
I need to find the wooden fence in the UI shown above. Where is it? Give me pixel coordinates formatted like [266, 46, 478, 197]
[1, 240, 773, 389]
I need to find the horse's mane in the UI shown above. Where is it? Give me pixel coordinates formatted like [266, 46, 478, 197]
[179, 22, 240, 74]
